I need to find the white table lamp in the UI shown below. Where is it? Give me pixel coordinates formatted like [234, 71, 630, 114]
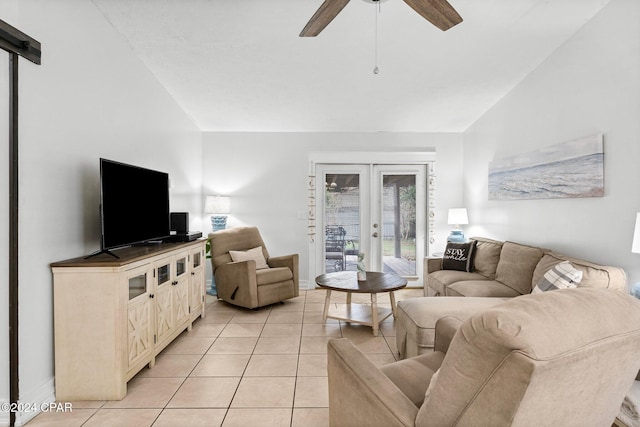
[205, 195, 231, 231]
[633, 213, 640, 254]
[447, 208, 469, 243]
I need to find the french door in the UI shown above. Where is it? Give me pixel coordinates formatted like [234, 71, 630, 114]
[315, 163, 426, 285]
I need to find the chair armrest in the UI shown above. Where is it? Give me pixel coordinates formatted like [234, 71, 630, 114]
[425, 257, 443, 274]
[434, 316, 463, 354]
[328, 338, 418, 427]
[268, 254, 299, 297]
[215, 261, 258, 308]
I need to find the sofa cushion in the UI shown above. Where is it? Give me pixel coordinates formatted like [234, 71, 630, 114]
[442, 241, 476, 272]
[427, 270, 489, 296]
[494, 241, 545, 295]
[381, 351, 444, 407]
[533, 252, 627, 291]
[256, 267, 292, 285]
[229, 246, 269, 270]
[470, 237, 503, 279]
[532, 261, 582, 293]
[447, 280, 523, 298]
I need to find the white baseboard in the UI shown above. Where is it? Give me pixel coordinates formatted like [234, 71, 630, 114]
[12, 377, 55, 427]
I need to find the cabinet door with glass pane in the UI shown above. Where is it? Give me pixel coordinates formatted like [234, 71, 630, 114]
[189, 246, 206, 321]
[126, 265, 154, 373]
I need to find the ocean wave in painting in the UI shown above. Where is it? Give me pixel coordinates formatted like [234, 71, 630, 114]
[488, 153, 604, 200]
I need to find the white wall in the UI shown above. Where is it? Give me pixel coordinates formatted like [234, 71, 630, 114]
[202, 132, 464, 285]
[1, 1, 202, 424]
[463, 0, 640, 285]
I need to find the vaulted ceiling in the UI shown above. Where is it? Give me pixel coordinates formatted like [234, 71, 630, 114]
[92, 0, 611, 132]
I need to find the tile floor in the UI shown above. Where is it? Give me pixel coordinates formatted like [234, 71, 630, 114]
[27, 287, 423, 427]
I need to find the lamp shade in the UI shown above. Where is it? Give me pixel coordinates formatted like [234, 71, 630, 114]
[633, 213, 640, 254]
[205, 195, 231, 214]
[447, 208, 468, 225]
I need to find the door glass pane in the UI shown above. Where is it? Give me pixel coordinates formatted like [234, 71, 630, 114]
[157, 264, 170, 285]
[324, 173, 360, 272]
[382, 175, 416, 276]
[176, 257, 186, 277]
[128, 273, 147, 300]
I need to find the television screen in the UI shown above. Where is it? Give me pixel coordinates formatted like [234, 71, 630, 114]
[100, 158, 170, 250]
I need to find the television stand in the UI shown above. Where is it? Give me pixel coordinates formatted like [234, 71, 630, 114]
[84, 249, 120, 260]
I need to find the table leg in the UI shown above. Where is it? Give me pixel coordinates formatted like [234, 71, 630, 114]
[322, 289, 332, 325]
[390, 291, 397, 318]
[371, 293, 379, 337]
[346, 291, 352, 305]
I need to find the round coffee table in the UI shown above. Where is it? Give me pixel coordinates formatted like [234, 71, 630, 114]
[315, 271, 407, 336]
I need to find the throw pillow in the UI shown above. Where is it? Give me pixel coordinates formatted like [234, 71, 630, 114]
[442, 241, 476, 272]
[229, 246, 269, 270]
[532, 261, 583, 293]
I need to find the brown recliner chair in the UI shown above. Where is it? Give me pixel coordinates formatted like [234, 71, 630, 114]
[209, 226, 299, 309]
[328, 288, 640, 427]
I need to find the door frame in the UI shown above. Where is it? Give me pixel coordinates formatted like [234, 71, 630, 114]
[308, 151, 436, 287]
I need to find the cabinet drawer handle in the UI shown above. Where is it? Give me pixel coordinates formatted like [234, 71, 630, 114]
[149, 294, 155, 299]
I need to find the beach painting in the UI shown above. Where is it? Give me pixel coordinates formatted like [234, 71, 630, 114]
[488, 134, 604, 201]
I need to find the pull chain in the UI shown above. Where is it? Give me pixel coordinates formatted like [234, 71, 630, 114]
[373, 0, 380, 74]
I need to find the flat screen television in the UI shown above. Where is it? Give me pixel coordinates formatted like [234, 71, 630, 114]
[99, 158, 170, 252]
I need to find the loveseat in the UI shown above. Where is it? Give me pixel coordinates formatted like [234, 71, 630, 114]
[396, 237, 627, 359]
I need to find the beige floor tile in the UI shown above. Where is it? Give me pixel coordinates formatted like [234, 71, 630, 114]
[83, 408, 161, 427]
[191, 354, 251, 377]
[25, 408, 98, 427]
[292, 407, 329, 427]
[67, 401, 105, 409]
[229, 309, 271, 324]
[185, 321, 226, 338]
[379, 320, 397, 337]
[301, 323, 342, 337]
[300, 336, 334, 354]
[103, 377, 183, 408]
[302, 302, 325, 312]
[137, 354, 201, 378]
[231, 377, 295, 408]
[162, 336, 215, 355]
[200, 311, 234, 324]
[267, 310, 304, 324]
[261, 323, 302, 337]
[167, 377, 241, 408]
[305, 291, 329, 303]
[219, 323, 264, 338]
[244, 354, 298, 377]
[303, 312, 339, 324]
[207, 337, 258, 354]
[385, 335, 399, 356]
[254, 336, 301, 354]
[351, 336, 393, 354]
[153, 408, 226, 427]
[270, 300, 306, 312]
[297, 354, 328, 377]
[294, 377, 329, 408]
[223, 408, 292, 427]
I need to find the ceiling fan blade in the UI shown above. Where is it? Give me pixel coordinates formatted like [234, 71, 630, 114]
[300, 0, 351, 37]
[402, 0, 463, 31]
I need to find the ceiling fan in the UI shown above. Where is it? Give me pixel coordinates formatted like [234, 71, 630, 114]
[299, 0, 463, 37]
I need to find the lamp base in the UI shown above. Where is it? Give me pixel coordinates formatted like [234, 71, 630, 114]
[211, 215, 228, 232]
[447, 229, 466, 243]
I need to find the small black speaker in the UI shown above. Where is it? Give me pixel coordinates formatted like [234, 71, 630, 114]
[170, 212, 189, 234]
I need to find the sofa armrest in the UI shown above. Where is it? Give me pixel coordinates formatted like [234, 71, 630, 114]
[268, 254, 299, 296]
[328, 338, 418, 427]
[434, 316, 463, 354]
[425, 257, 444, 274]
[215, 261, 258, 308]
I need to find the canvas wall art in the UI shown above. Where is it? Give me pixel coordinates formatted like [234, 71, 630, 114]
[488, 134, 604, 201]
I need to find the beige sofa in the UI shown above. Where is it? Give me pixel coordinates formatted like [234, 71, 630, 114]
[396, 237, 627, 358]
[329, 288, 640, 427]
